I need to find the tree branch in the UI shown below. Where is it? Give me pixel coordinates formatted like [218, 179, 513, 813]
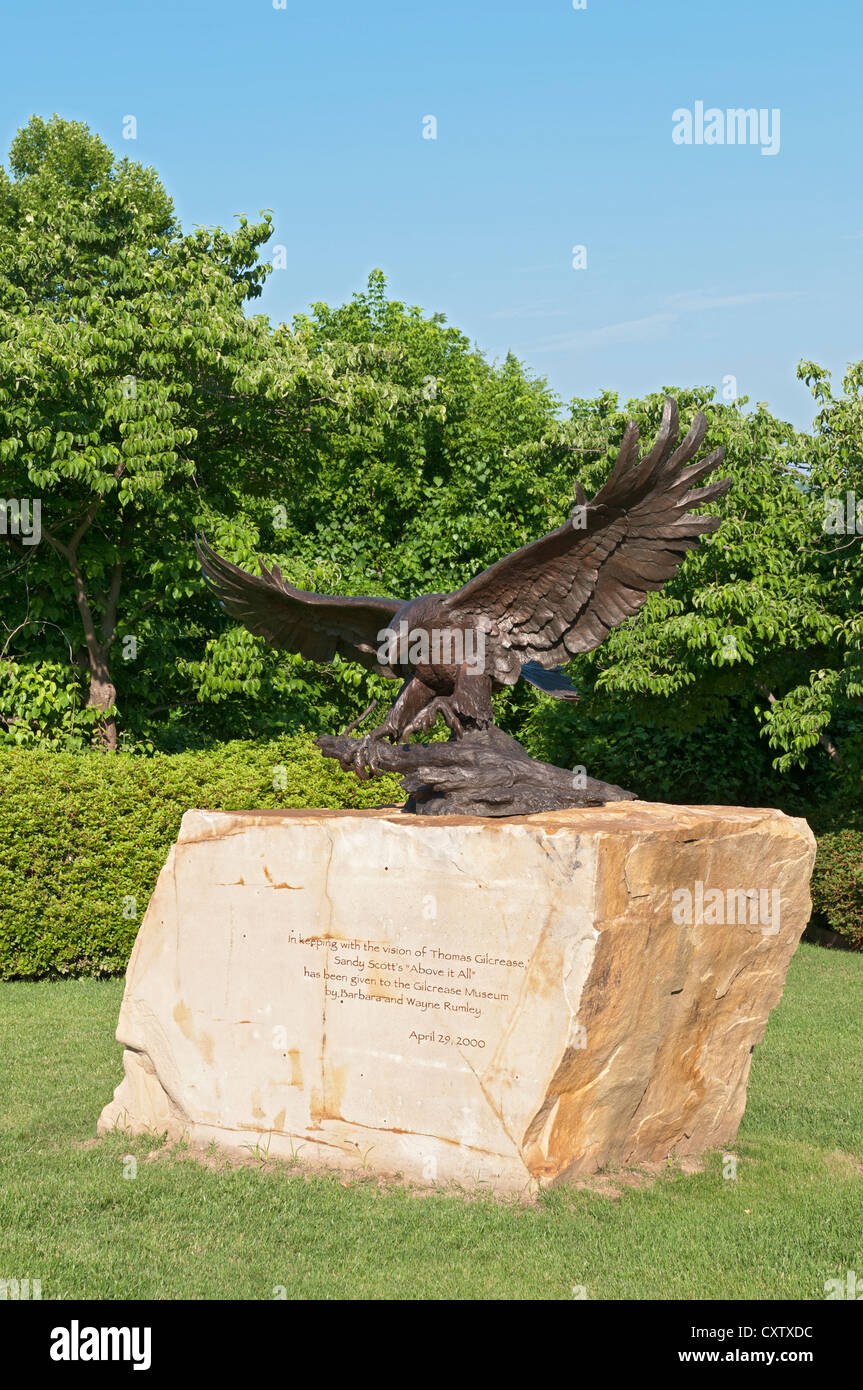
[757, 681, 843, 765]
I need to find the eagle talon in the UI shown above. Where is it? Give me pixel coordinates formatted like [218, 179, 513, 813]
[346, 724, 401, 776]
[401, 697, 458, 740]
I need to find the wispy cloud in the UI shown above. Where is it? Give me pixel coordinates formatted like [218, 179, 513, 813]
[489, 305, 573, 320]
[526, 312, 677, 353]
[666, 289, 801, 312]
[517, 287, 800, 354]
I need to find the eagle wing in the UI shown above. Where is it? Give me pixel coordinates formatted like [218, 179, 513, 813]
[520, 661, 580, 700]
[196, 536, 405, 677]
[441, 398, 730, 683]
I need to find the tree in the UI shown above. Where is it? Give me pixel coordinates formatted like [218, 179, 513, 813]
[785, 362, 863, 775]
[3, 116, 859, 807]
[0, 132, 577, 751]
[0, 115, 278, 746]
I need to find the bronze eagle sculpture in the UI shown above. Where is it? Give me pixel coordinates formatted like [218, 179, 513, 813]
[196, 397, 729, 780]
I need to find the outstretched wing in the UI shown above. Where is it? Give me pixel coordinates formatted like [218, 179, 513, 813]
[520, 661, 580, 700]
[442, 398, 730, 683]
[196, 536, 405, 677]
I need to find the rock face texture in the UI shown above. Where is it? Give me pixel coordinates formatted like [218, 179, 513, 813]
[98, 804, 815, 1192]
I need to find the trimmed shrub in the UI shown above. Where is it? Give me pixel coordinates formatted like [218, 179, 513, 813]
[0, 737, 402, 979]
[809, 828, 863, 950]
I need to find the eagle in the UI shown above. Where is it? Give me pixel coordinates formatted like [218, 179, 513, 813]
[196, 397, 729, 774]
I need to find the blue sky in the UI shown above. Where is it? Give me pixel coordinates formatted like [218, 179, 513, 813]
[3, 0, 861, 429]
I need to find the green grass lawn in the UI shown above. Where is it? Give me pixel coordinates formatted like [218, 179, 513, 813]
[1, 942, 861, 1300]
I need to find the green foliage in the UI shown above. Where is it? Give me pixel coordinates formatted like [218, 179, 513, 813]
[808, 796, 863, 949]
[1, 118, 574, 752]
[518, 693, 831, 809]
[0, 738, 402, 979]
[0, 656, 102, 748]
[810, 830, 863, 949]
[0, 114, 278, 747]
[2, 113, 862, 827]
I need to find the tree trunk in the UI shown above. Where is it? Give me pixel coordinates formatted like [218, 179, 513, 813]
[44, 517, 123, 752]
[87, 646, 118, 750]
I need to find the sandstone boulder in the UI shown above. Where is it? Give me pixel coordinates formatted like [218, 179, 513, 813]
[98, 803, 815, 1192]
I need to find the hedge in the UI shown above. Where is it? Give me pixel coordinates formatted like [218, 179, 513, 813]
[1, 740, 860, 979]
[0, 737, 403, 980]
[809, 827, 863, 951]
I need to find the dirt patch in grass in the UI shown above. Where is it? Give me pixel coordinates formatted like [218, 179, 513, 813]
[90, 1129, 706, 1205]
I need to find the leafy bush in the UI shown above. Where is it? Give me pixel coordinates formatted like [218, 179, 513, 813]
[517, 693, 832, 809]
[0, 738, 402, 979]
[809, 807, 863, 950]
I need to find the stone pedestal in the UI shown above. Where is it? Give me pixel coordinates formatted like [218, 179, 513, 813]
[98, 804, 814, 1193]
